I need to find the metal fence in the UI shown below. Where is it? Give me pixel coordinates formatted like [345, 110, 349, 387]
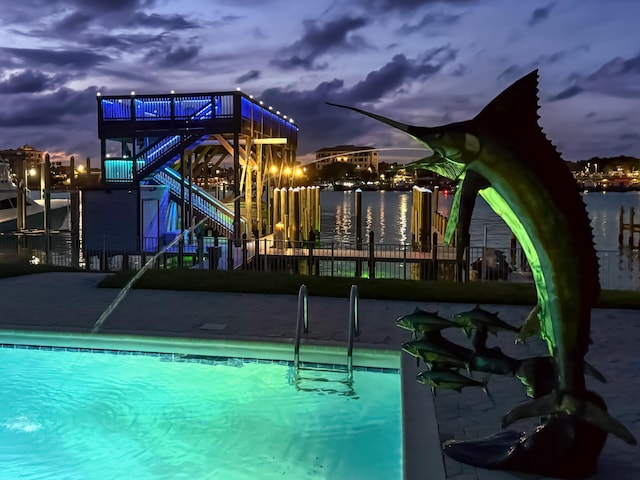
[1, 232, 638, 291]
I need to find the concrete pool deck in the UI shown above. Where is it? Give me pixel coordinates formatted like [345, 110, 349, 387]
[0, 272, 638, 479]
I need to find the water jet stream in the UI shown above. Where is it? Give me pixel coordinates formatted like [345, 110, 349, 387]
[91, 218, 208, 333]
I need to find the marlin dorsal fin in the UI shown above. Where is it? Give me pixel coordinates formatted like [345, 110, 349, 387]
[474, 70, 541, 133]
[472, 70, 561, 170]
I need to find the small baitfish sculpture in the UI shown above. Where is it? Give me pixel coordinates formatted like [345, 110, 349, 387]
[330, 70, 637, 478]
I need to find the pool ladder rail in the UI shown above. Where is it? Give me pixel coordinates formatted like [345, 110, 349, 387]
[293, 284, 360, 395]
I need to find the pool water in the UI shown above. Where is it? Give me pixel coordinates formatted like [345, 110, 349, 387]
[0, 346, 401, 479]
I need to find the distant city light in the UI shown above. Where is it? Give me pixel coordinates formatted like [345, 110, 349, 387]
[236, 87, 241, 91]
[96, 92, 101, 97]
[170, 90, 175, 94]
[131, 91, 135, 95]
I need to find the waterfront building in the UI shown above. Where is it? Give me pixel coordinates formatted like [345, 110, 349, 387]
[0, 144, 44, 172]
[313, 145, 379, 172]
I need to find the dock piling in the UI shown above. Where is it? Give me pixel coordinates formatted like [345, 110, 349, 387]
[619, 206, 639, 248]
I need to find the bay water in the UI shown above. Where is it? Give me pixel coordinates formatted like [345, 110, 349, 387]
[320, 190, 640, 290]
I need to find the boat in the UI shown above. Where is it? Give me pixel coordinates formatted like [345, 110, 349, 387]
[0, 160, 69, 232]
[332, 180, 357, 191]
[393, 181, 414, 191]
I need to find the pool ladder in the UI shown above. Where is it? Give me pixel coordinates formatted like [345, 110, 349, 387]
[293, 284, 360, 385]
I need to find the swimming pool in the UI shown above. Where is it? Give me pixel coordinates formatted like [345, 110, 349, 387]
[0, 333, 401, 479]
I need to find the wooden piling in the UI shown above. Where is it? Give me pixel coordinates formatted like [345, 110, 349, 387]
[619, 206, 640, 247]
[355, 188, 362, 250]
[411, 186, 432, 252]
[70, 190, 80, 267]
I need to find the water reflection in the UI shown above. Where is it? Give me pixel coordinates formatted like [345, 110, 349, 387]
[365, 205, 373, 241]
[318, 190, 640, 289]
[397, 193, 408, 245]
[333, 192, 352, 243]
[379, 191, 386, 241]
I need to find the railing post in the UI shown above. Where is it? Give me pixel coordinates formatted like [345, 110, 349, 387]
[465, 233, 471, 282]
[355, 188, 362, 250]
[368, 231, 375, 279]
[293, 284, 308, 373]
[481, 226, 488, 281]
[242, 233, 248, 268]
[432, 232, 438, 281]
[262, 239, 268, 272]
[331, 241, 335, 277]
[403, 243, 407, 280]
[101, 234, 107, 271]
[178, 234, 184, 269]
[254, 236, 260, 271]
[198, 234, 204, 269]
[208, 235, 219, 270]
[308, 237, 314, 275]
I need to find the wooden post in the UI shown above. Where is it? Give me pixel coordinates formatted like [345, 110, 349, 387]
[69, 155, 75, 186]
[256, 145, 263, 235]
[619, 206, 625, 246]
[273, 187, 281, 228]
[355, 188, 362, 250]
[629, 207, 635, 248]
[70, 190, 80, 267]
[16, 157, 26, 231]
[293, 187, 301, 245]
[43, 153, 51, 263]
[422, 189, 432, 251]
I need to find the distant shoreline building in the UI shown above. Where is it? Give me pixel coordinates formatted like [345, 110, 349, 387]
[0, 144, 44, 172]
[313, 145, 379, 172]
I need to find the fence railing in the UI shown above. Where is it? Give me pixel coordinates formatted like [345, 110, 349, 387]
[0, 232, 638, 291]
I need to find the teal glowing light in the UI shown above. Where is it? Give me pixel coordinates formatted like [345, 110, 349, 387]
[1, 343, 401, 479]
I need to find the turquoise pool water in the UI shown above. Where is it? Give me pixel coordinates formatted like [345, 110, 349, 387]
[0, 344, 401, 479]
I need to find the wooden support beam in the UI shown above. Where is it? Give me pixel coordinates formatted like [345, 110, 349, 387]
[256, 144, 263, 235]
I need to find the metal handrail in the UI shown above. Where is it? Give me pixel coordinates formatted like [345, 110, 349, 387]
[346, 284, 360, 379]
[294, 284, 359, 379]
[293, 284, 308, 372]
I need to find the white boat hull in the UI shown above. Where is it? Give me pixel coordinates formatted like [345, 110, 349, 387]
[0, 200, 69, 233]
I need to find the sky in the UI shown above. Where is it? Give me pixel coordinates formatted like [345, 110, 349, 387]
[0, 0, 639, 165]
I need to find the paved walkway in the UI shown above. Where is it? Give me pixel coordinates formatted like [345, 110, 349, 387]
[0, 272, 638, 479]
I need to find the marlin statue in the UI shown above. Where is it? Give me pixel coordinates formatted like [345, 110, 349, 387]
[329, 70, 635, 473]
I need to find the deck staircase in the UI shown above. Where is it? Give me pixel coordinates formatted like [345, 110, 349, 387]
[104, 100, 247, 237]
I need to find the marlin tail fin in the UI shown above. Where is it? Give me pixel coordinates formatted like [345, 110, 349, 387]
[502, 391, 637, 445]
